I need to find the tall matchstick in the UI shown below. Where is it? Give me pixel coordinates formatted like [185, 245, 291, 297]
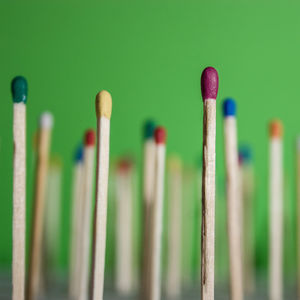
[91, 90, 112, 300]
[116, 159, 134, 295]
[166, 155, 182, 299]
[141, 120, 156, 300]
[12, 76, 27, 300]
[77, 130, 96, 300]
[69, 145, 83, 299]
[269, 120, 283, 300]
[27, 112, 53, 300]
[223, 98, 243, 300]
[200, 67, 219, 300]
[149, 126, 167, 300]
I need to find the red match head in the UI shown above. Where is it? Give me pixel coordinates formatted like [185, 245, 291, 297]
[269, 120, 283, 138]
[84, 129, 95, 146]
[154, 126, 167, 144]
[201, 67, 219, 101]
[118, 159, 132, 173]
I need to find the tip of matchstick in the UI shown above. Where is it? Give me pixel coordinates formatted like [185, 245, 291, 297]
[11, 76, 27, 104]
[269, 120, 283, 138]
[144, 120, 156, 140]
[239, 145, 252, 163]
[40, 112, 54, 129]
[74, 144, 83, 162]
[223, 98, 236, 117]
[84, 129, 95, 146]
[118, 159, 132, 173]
[95, 90, 112, 119]
[201, 67, 219, 101]
[168, 155, 182, 171]
[154, 126, 167, 144]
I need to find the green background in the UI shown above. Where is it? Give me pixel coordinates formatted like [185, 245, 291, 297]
[0, 0, 299, 281]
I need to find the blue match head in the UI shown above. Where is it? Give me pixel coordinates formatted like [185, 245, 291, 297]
[144, 120, 156, 140]
[223, 98, 236, 117]
[11, 76, 27, 104]
[74, 144, 83, 162]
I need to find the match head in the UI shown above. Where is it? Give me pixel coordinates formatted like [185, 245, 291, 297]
[144, 120, 156, 140]
[11, 76, 27, 104]
[74, 144, 83, 162]
[118, 159, 132, 173]
[154, 126, 167, 144]
[168, 154, 182, 171]
[201, 67, 219, 101]
[84, 129, 95, 146]
[95, 90, 112, 119]
[239, 145, 252, 163]
[269, 120, 283, 138]
[40, 112, 54, 129]
[223, 98, 236, 117]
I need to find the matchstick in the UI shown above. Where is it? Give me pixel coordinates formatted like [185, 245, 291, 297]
[200, 67, 219, 300]
[141, 120, 156, 300]
[91, 90, 112, 300]
[27, 112, 53, 300]
[269, 120, 283, 300]
[149, 126, 167, 300]
[11, 76, 27, 300]
[115, 159, 134, 295]
[166, 155, 182, 299]
[69, 145, 83, 299]
[77, 130, 96, 300]
[223, 98, 243, 300]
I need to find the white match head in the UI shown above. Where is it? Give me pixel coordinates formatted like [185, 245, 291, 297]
[40, 111, 54, 129]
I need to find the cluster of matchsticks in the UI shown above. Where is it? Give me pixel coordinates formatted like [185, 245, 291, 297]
[9, 66, 288, 300]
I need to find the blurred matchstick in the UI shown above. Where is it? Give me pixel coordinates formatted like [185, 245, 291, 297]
[223, 98, 243, 300]
[11, 76, 27, 300]
[91, 91, 112, 300]
[269, 120, 283, 300]
[27, 112, 54, 300]
[200, 67, 219, 300]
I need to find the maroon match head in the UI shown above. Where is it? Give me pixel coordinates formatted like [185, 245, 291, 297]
[201, 67, 219, 101]
[84, 129, 96, 146]
[118, 159, 131, 173]
[154, 126, 167, 144]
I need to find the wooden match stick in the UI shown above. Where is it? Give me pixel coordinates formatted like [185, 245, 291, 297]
[223, 98, 243, 300]
[269, 120, 283, 300]
[69, 145, 83, 299]
[77, 130, 96, 300]
[297, 138, 300, 300]
[141, 120, 156, 300]
[166, 155, 182, 299]
[27, 112, 54, 300]
[200, 67, 219, 300]
[11, 76, 27, 300]
[91, 90, 112, 300]
[116, 159, 134, 295]
[148, 127, 167, 300]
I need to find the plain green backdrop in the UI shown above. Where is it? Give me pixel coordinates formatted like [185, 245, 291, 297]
[0, 0, 299, 279]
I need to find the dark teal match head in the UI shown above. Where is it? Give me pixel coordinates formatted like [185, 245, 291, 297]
[11, 76, 27, 104]
[223, 98, 236, 117]
[74, 144, 83, 162]
[144, 120, 156, 140]
[239, 145, 252, 164]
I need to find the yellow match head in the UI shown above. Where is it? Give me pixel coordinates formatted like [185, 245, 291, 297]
[168, 154, 182, 172]
[95, 90, 112, 119]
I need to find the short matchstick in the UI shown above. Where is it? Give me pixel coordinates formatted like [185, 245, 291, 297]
[200, 67, 219, 300]
[27, 112, 54, 300]
[141, 120, 156, 300]
[91, 90, 112, 300]
[77, 130, 96, 300]
[11, 76, 27, 300]
[223, 98, 243, 300]
[149, 126, 167, 300]
[269, 120, 283, 300]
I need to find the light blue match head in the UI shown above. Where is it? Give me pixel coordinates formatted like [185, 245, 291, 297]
[11, 76, 27, 104]
[144, 120, 156, 140]
[74, 144, 83, 162]
[223, 98, 236, 117]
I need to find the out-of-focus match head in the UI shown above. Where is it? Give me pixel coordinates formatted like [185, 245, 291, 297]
[223, 98, 236, 117]
[11, 76, 27, 104]
[154, 126, 167, 144]
[84, 129, 96, 146]
[239, 145, 252, 164]
[40, 112, 54, 129]
[95, 90, 112, 119]
[74, 144, 83, 162]
[168, 154, 182, 172]
[118, 159, 132, 173]
[269, 120, 283, 138]
[201, 67, 219, 101]
[144, 120, 156, 140]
